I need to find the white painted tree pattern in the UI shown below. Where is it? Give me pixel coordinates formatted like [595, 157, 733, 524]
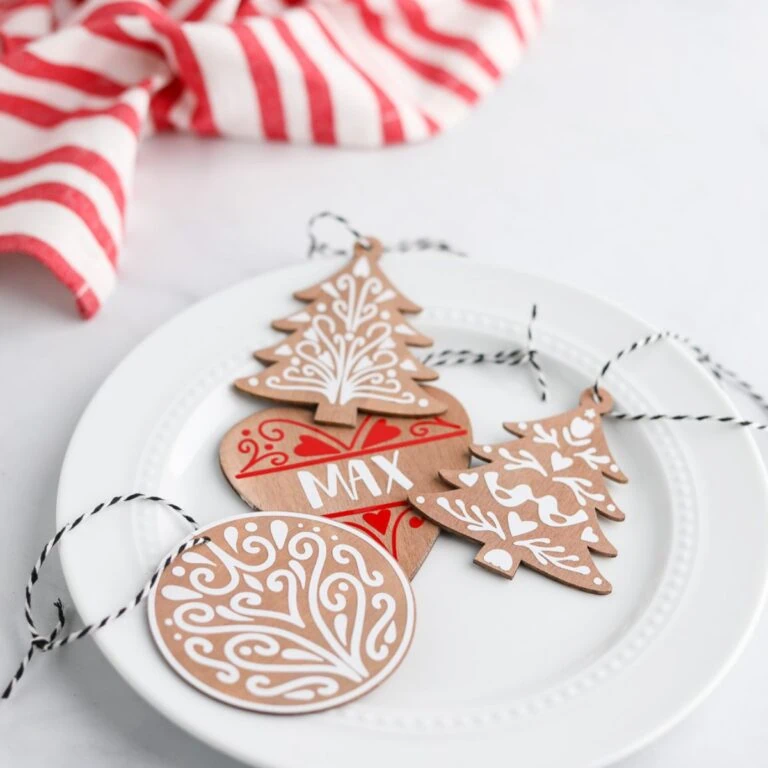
[410, 389, 628, 594]
[236, 239, 446, 427]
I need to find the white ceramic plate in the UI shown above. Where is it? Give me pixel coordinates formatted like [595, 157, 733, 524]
[58, 255, 768, 768]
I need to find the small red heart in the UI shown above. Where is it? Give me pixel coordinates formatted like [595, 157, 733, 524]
[363, 508, 392, 535]
[362, 418, 401, 449]
[294, 434, 341, 458]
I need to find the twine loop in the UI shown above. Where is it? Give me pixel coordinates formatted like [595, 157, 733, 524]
[421, 304, 547, 402]
[2, 493, 207, 701]
[306, 211, 465, 259]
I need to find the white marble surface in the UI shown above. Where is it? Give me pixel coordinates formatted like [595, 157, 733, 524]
[2, 1, 767, 764]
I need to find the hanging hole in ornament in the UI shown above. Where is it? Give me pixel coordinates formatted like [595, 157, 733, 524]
[355, 236, 382, 259]
[581, 386, 614, 415]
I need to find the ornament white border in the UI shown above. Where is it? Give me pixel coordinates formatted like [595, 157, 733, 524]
[134, 307, 697, 733]
[147, 511, 417, 715]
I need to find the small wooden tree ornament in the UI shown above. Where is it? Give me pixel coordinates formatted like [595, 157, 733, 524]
[409, 388, 627, 595]
[220, 386, 471, 579]
[235, 238, 447, 427]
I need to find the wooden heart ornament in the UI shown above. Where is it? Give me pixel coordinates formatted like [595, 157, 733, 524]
[220, 386, 471, 579]
[149, 512, 415, 714]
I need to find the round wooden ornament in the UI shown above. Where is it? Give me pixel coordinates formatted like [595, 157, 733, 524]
[149, 511, 416, 714]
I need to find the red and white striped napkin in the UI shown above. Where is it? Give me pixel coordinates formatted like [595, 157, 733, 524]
[0, 0, 545, 318]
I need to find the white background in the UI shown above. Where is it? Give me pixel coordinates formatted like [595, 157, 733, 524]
[1, 1, 767, 764]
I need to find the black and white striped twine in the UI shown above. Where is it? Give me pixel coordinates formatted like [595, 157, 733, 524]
[306, 211, 466, 259]
[2, 493, 208, 701]
[421, 304, 548, 402]
[592, 330, 768, 430]
[426, 323, 768, 432]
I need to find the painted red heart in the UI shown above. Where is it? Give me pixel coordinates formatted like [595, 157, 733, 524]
[294, 434, 341, 457]
[362, 418, 401, 449]
[363, 508, 392, 535]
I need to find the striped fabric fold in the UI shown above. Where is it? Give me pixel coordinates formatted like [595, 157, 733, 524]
[0, 0, 546, 318]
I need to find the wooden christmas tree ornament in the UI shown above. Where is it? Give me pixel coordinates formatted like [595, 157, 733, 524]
[409, 388, 627, 595]
[235, 238, 446, 427]
[149, 512, 416, 714]
[220, 386, 471, 580]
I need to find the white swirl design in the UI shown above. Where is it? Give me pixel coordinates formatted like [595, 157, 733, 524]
[263, 272, 422, 407]
[149, 512, 415, 714]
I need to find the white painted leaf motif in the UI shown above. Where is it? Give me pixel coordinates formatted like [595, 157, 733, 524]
[161, 585, 202, 601]
[243, 573, 264, 592]
[353, 355, 373, 373]
[224, 526, 239, 552]
[333, 614, 348, 645]
[352, 257, 371, 278]
[375, 288, 396, 304]
[270, 519, 289, 549]
[514, 538, 591, 575]
[182, 552, 214, 565]
[321, 281, 339, 298]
